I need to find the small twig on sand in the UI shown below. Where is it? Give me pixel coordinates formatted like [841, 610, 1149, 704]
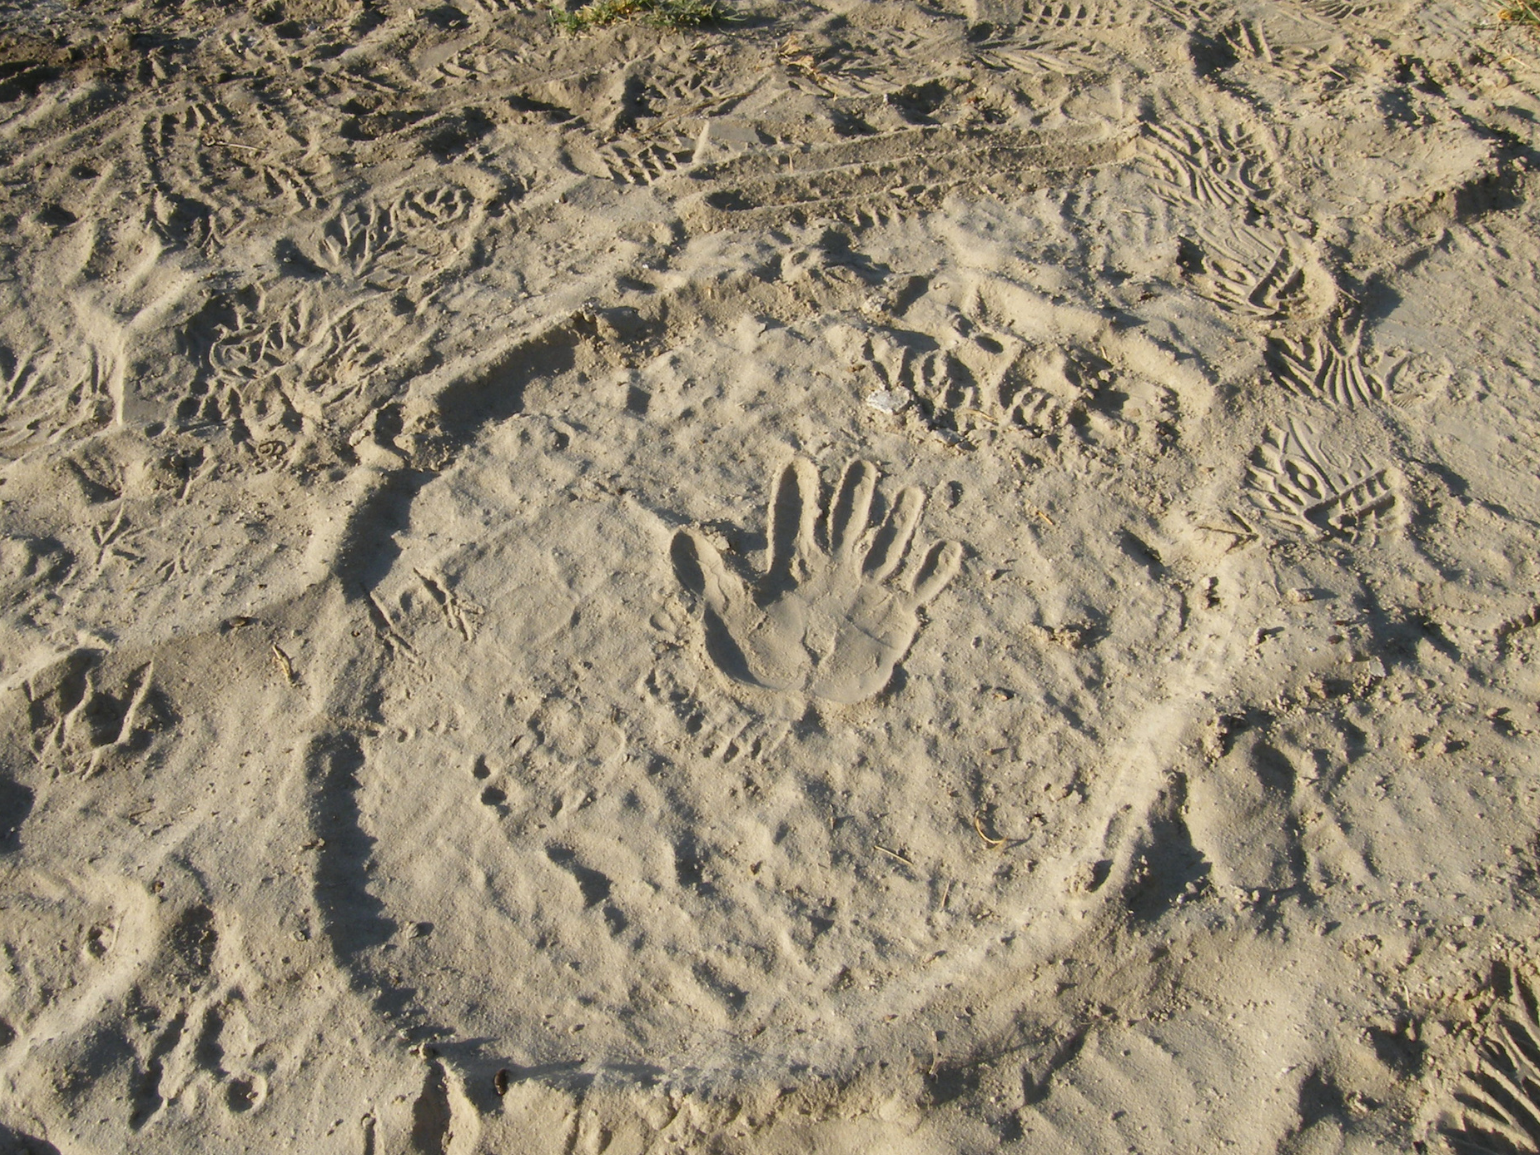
[202, 135, 264, 153]
[973, 812, 1006, 849]
[271, 642, 299, 686]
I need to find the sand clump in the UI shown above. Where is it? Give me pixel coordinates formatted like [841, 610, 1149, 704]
[2, 0, 1540, 1150]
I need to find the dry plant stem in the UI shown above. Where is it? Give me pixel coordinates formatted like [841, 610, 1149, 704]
[1499, 0, 1540, 24]
[551, 0, 732, 31]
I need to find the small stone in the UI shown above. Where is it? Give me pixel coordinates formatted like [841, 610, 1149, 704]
[865, 389, 908, 414]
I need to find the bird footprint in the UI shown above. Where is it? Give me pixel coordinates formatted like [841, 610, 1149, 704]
[671, 458, 962, 707]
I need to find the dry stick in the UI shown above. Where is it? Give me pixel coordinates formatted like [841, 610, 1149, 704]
[874, 843, 915, 867]
[973, 812, 1006, 849]
[271, 642, 298, 686]
[1198, 512, 1258, 551]
[203, 136, 264, 153]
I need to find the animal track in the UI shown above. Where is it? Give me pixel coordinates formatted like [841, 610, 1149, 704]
[311, 180, 491, 281]
[841, 321, 1029, 431]
[315, 200, 399, 279]
[1496, 603, 1540, 655]
[395, 182, 484, 232]
[546, 846, 627, 936]
[845, 316, 1187, 450]
[0, 863, 260, 1135]
[0, 532, 72, 616]
[414, 569, 481, 641]
[641, 666, 791, 764]
[194, 299, 309, 435]
[185, 290, 397, 440]
[1444, 962, 1540, 1155]
[998, 343, 1125, 435]
[22, 651, 159, 776]
[1246, 420, 1400, 541]
[124, 903, 272, 1129]
[0, 341, 117, 451]
[0, 341, 46, 414]
[468, 692, 630, 821]
[671, 459, 962, 707]
[1266, 320, 1385, 408]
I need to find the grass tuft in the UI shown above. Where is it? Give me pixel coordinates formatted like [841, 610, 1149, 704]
[1499, 0, 1540, 25]
[551, 0, 735, 32]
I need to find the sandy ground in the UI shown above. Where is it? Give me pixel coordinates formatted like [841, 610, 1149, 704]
[3, 0, 1540, 1150]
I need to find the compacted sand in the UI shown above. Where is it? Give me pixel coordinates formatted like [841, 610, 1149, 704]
[4, 0, 1540, 1150]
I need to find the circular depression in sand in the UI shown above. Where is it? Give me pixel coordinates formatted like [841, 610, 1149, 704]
[329, 290, 1237, 1088]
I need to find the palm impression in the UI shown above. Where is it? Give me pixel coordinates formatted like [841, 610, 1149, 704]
[672, 458, 962, 706]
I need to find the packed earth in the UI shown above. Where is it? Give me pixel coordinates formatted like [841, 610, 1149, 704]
[3, 0, 1540, 1150]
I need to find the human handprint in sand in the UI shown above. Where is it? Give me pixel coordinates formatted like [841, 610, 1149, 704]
[671, 459, 962, 707]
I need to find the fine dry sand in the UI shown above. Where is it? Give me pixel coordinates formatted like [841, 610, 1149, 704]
[3, 0, 1540, 1150]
